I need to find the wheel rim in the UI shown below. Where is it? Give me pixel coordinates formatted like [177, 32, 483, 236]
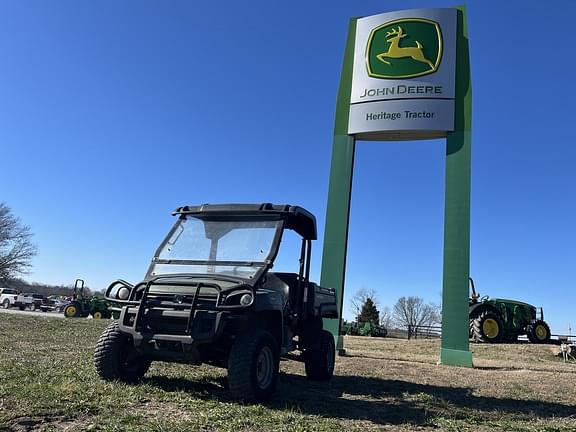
[535, 324, 547, 340]
[65, 306, 77, 317]
[483, 318, 499, 339]
[93, 312, 102, 319]
[256, 346, 274, 389]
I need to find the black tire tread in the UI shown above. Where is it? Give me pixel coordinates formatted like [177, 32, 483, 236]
[94, 321, 150, 383]
[227, 329, 278, 402]
[472, 311, 503, 343]
[304, 329, 335, 381]
[527, 319, 551, 344]
[63, 304, 79, 318]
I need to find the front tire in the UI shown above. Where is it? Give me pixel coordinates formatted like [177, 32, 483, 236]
[527, 319, 551, 344]
[472, 311, 504, 343]
[304, 329, 335, 381]
[227, 329, 279, 402]
[3, 299, 10, 309]
[94, 321, 151, 383]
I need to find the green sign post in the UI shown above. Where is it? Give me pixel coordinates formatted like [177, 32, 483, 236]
[322, 7, 473, 367]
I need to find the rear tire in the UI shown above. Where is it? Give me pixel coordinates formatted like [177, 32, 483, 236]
[227, 329, 279, 402]
[63, 304, 80, 318]
[472, 311, 504, 343]
[304, 330, 335, 381]
[2, 299, 9, 309]
[94, 321, 151, 383]
[527, 319, 551, 344]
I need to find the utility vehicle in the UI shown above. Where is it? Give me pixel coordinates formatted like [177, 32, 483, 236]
[94, 204, 338, 401]
[469, 278, 551, 344]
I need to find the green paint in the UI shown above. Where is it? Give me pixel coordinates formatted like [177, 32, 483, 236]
[439, 6, 473, 367]
[321, 18, 357, 348]
[367, 19, 442, 79]
[439, 348, 473, 368]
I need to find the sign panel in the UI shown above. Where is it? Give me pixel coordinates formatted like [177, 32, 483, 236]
[349, 99, 454, 135]
[348, 8, 457, 138]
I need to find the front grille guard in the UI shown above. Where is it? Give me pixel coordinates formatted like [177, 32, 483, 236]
[132, 279, 222, 335]
[105, 276, 256, 333]
[119, 277, 255, 334]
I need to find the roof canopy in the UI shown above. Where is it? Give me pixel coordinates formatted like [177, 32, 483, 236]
[173, 203, 317, 240]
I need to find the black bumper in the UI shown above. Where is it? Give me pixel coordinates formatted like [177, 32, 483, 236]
[117, 306, 231, 364]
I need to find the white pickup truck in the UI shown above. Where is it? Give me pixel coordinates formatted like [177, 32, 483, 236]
[15, 293, 49, 311]
[0, 287, 19, 309]
[15, 293, 35, 310]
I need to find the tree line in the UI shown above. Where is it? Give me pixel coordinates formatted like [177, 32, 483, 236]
[348, 287, 441, 332]
[2, 277, 97, 297]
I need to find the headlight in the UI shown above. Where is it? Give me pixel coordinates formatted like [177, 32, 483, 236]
[117, 287, 130, 300]
[240, 293, 253, 306]
[219, 289, 254, 307]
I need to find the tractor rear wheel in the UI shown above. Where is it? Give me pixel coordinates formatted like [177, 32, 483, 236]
[304, 330, 335, 381]
[63, 304, 80, 318]
[94, 321, 151, 383]
[472, 311, 504, 343]
[527, 319, 551, 344]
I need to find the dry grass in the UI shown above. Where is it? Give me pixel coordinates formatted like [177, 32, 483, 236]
[1, 314, 575, 431]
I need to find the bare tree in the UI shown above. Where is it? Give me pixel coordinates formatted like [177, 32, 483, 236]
[392, 296, 440, 329]
[380, 306, 394, 329]
[0, 203, 37, 281]
[350, 287, 378, 318]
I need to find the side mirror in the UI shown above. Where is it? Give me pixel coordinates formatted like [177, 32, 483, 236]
[105, 280, 134, 302]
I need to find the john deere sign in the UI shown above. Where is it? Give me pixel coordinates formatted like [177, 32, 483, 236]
[366, 19, 442, 79]
[348, 9, 457, 138]
[321, 6, 474, 368]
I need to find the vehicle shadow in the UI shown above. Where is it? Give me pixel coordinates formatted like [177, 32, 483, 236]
[143, 374, 229, 398]
[273, 373, 576, 425]
[144, 372, 576, 426]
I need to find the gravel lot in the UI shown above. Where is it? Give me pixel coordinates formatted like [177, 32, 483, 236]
[0, 307, 66, 319]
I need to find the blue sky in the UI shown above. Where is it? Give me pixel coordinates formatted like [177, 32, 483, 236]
[1, 1, 575, 333]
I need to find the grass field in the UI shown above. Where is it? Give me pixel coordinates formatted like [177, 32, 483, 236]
[1, 313, 575, 431]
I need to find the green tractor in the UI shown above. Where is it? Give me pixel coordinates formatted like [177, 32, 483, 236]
[343, 321, 387, 337]
[469, 278, 551, 344]
[63, 279, 111, 319]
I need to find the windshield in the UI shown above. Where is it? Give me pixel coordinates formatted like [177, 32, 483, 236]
[149, 216, 282, 279]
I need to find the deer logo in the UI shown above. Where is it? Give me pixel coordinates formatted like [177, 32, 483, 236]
[366, 18, 443, 79]
[376, 26, 435, 71]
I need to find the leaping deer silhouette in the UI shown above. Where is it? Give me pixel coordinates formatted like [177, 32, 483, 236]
[376, 26, 435, 71]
